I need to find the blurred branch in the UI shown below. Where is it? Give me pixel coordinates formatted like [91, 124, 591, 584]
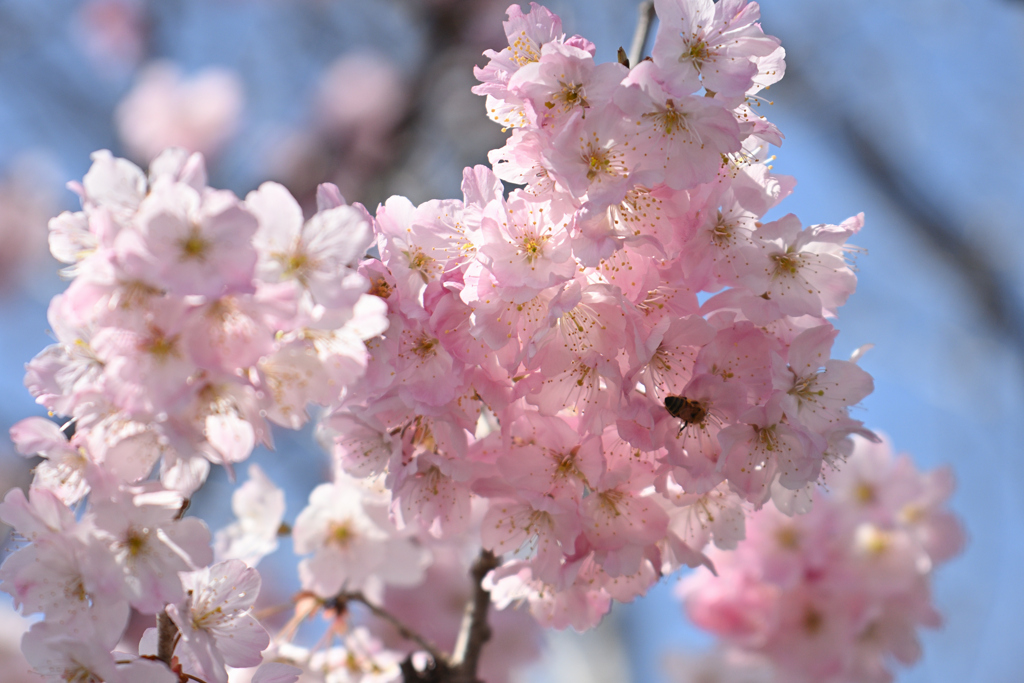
[449, 549, 500, 682]
[156, 610, 178, 666]
[337, 591, 446, 665]
[627, 1, 656, 67]
[368, 0, 485, 201]
[782, 67, 1024, 356]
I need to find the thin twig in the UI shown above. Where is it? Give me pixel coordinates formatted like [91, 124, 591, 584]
[156, 610, 178, 667]
[628, 1, 657, 67]
[450, 549, 500, 683]
[339, 591, 447, 665]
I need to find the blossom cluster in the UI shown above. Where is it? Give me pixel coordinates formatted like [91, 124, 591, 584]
[1, 146, 385, 681]
[680, 436, 964, 683]
[317, 0, 875, 630]
[22, 147, 385, 502]
[0, 0, 965, 682]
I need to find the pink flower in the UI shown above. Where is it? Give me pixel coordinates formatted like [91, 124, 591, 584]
[9, 417, 91, 504]
[88, 476, 213, 613]
[738, 213, 861, 318]
[473, 2, 567, 130]
[616, 60, 742, 190]
[116, 61, 244, 161]
[20, 623, 119, 683]
[775, 324, 874, 433]
[579, 470, 669, 577]
[679, 436, 963, 683]
[167, 560, 270, 683]
[293, 478, 428, 596]
[472, 190, 575, 299]
[247, 181, 374, 309]
[214, 464, 286, 567]
[0, 535, 129, 646]
[541, 106, 643, 208]
[128, 180, 258, 298]
[0, 486, 79, 542]
[717, 395, 822, 507]
[651, 0, 782, 97]
[508, 41, 626, 131]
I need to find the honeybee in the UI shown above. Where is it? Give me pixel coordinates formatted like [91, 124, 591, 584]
[664, 395, 707, 432]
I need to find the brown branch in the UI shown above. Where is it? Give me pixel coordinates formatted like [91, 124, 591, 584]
[339, 550, 501, 683]
[449, 549, 500, 683]
[156, 610, 178, 667]
[338, 591, 447, 666]
[628, 1, 657, 67]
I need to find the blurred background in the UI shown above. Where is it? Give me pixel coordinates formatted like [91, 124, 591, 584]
[0, 0, 1022, 681]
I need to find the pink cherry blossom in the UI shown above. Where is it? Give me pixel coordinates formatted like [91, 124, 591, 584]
[0, 534, 129, 646]
[293, 478, 429, 596]
[116, 61, 244, 162]
[214, 464, 286, 567]
[20, 623, 120, 683]
[680, 436, 963, 683]
[775, 324, 874, 433]
[651, 0, 783, 97]
[0, 5, 969, 682]
[616, 60, 742, 190]
[167, 560, 270, 683]
[128, 180, 258, 298]
[247, 181, 374, 309]
[88, 475, 213, 613]
[508, 41, 626, 131]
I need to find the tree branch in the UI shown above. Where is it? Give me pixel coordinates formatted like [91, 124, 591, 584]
[337, 591, 447, 666]
[449, 549, 500, 683]
[156, 610, 178, 667]
[628, 1, 657, 67]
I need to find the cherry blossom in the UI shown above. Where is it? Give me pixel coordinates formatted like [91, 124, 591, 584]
[680, 436, 962, 683]
[214, 464, 286, 567]
[0, 3, 966, 682]
[167, 560, 270, 683]
[650, 0, 783, 97]
[293, 477, 429, 597]
[115, 61, 244, 162]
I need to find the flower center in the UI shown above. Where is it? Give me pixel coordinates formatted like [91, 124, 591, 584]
[179, 224, 210, 262]
[756, 425, 779, 452]
[642, 99, 688, 135]
[803, 607, 824, 635]
[124, 528, 148, 557]
[775, 525, 801, 550]
[520, 234, 547, 262]
[140, 327, 180, 361]
[412, 334, 438, 358]
[772, 252, 802, 277]
[328, 521, 355, 548]
[681, 38, 711, 69]
[368, 275, 392, 298]
[548, 81, 588, 113]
